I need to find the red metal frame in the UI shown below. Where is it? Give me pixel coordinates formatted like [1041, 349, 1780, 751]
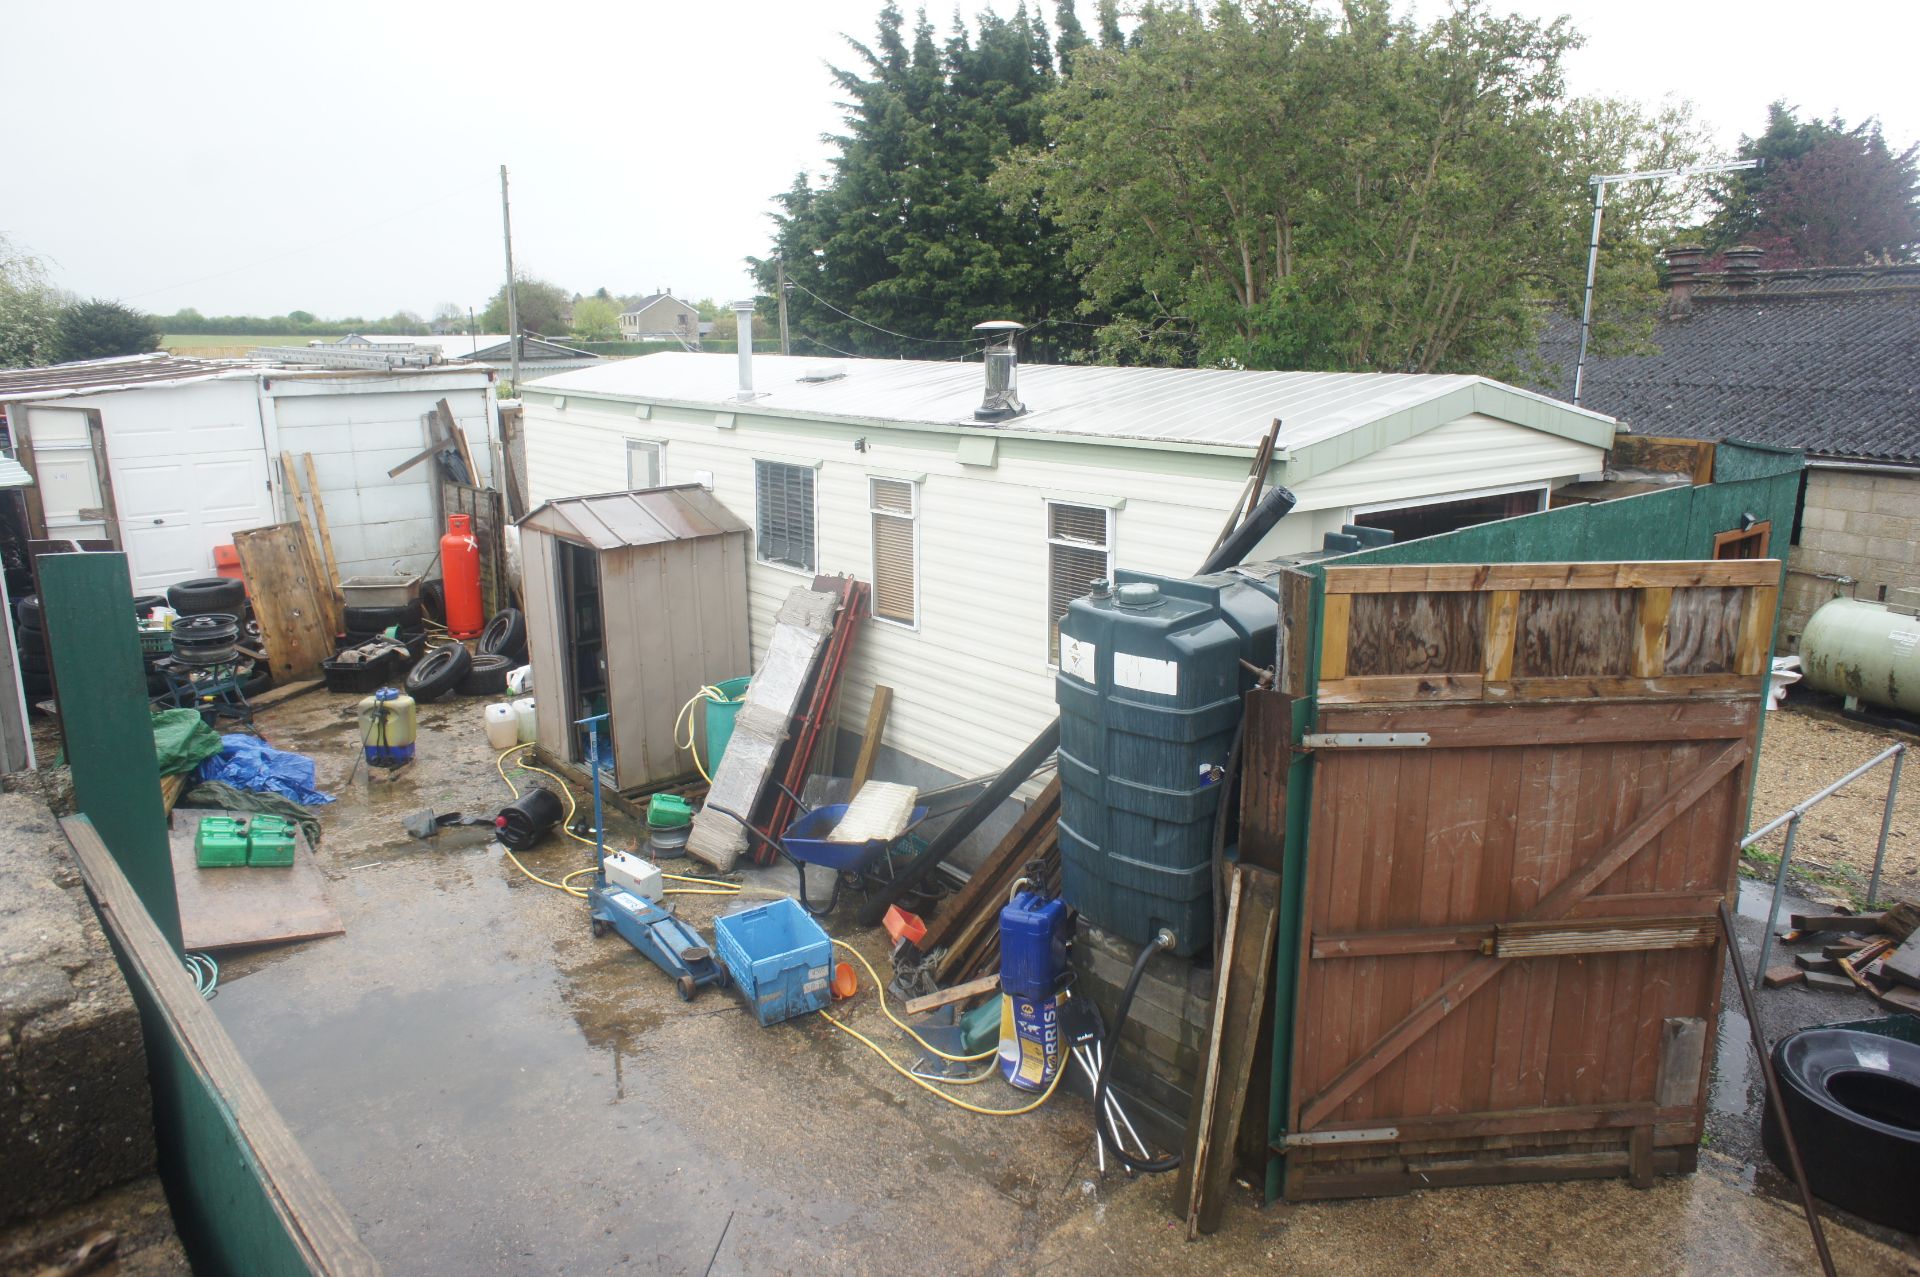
[754, 575, 870, 862]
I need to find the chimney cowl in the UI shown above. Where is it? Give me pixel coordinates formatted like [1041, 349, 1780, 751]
[1662, 243, 1706, 318]
[1722, 245, 1764, 293]
[972, 320, 1026, 423]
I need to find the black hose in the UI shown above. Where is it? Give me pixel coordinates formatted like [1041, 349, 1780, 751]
[1092, 934, 1182, 1174]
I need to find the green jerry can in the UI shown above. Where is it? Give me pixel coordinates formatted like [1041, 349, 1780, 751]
[195, 816, 250, 868]
[247, 814, 298, 867]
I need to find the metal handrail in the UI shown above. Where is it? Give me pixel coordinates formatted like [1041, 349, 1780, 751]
[1747, 742, 1906, 990]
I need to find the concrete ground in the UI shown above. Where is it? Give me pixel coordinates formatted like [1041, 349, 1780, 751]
[200, 690, 1920, 1276]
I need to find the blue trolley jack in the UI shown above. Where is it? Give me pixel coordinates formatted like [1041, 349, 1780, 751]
[577, 714, 729, 1002]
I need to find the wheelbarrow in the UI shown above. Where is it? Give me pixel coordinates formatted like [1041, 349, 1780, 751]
[779, 801, 930, 916]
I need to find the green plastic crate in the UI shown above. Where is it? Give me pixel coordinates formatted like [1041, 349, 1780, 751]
[247, 814, 297, 867]
[195, 816, 249, 868]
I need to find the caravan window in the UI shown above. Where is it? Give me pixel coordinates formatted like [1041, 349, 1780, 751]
[626, 440, 662, 489]
[869, 477, 918, 627]
[754, 459, 816, 573]
[1046, 501, 1112, 659]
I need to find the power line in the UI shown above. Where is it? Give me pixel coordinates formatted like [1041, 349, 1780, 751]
[784, 279, 996, 346]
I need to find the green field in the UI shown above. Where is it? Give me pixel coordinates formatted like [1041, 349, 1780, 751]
[162, 334, 340, 349]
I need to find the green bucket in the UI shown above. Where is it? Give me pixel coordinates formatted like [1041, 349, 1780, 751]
[703, 677, 751, 773]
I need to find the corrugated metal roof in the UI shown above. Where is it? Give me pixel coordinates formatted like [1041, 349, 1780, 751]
[517, 484, 748, 550]
[0, 353, 247, 399]
[0, 455, 33, 488]
[527, 352, 1612, 452]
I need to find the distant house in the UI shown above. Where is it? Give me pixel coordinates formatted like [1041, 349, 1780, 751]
[1531, 249, 1920, 650]
[460, 335, 602, 375]
[618, 294, 704, 347]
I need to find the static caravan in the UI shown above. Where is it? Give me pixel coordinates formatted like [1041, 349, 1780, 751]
[516, 349, 1616, 796]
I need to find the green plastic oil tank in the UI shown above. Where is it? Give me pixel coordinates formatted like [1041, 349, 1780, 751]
[1055, 569, 1278, 956]
[703, 676, 751, 772]
[1800, 597, 1920, 714]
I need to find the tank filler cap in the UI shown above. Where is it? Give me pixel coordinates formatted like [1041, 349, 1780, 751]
[1087, 578, 1113, 599]
[1114, 583, 1162, 608]
[375, 687, 400, 701]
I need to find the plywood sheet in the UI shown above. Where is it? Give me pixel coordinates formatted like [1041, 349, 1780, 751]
[169, 809, 343, 952]
[234, 522, 334, 682]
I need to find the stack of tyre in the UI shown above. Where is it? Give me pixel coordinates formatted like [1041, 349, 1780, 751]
[341, 597, 428, 661]
[404, 607, 526, 702]
[163, 576, 271, 698]
[15, 588, 185, 701]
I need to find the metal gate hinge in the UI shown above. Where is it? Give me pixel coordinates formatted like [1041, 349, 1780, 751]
[1301, 732, 1431, 749]
[1281, 1126, 1400, 1147]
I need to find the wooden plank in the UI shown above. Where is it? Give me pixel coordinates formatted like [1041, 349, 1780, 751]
[1317, 674, 1482, 704]
[1318, 699, 1756, 748]
[168, 810, 344, 952]
[1736, 585, 1779, 677]
[1296, 739, 1748, 1129]
[1237, 692, 1293, 874]
[1481, 590, 1517, 682]
[1763, 967, 1806, 988]
[1276, 569, 1314, 698]
[1789, 912, 1885, 934]
[1319, 593, 1351, 681]
[1494, 915, 1716, 958]
[1181, 865, 1281, 1237]
[301, 452, 344, 606]
[1346, 591, 1483, 677]
[1514, 589, 1635, 678]
[921, 779, 1061, 960]
[234, 524, 335, 682]
[1312, 925, 1487, 959]
[902, 973, 999, 1016]
[1321, 560, 1782, 594]
[435, 399, 479, 485]
[1882, 935, 1920, 990]
[1612, 434, 1715, 483]
[1482, 674, 1761, 702]
[1296, 1101, 1695, 1145]
[1665, 587, 1743, 674]
[278, 452, 340, 637]
[850, 686, 893, 795]
[63, 816, 381, 1276]
[248, 677, 324, 711]
[1632, 587, 1673, 678]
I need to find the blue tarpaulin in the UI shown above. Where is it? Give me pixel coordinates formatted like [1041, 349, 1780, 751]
[195, 734, 335, 806]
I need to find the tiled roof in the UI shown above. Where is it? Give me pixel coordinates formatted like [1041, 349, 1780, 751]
[1528, 266, 1920, 463]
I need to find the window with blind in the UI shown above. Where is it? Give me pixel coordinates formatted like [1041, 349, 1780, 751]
[626, 439, 661, 490]
[1046, 501, 1112, 660]
[870, 477, 918, 626]
[754, 459, 816, 572]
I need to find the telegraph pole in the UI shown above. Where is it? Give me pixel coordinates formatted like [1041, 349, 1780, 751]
[1573, 158, 1760, 406]
[775, 256, 791, 357]
[500, 164, 521, 394]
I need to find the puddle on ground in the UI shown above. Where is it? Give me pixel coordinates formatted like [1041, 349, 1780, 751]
[1710, 1007, 1753, 1115]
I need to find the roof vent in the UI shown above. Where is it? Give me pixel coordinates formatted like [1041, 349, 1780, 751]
[798, 365, 846, 384]
[972, 321, 1026, 422]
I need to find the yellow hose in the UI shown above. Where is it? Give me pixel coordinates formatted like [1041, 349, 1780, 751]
[672, 685, 731, 784]
[831, 938, 997, 1063]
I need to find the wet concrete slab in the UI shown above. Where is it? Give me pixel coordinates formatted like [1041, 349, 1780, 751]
[209, 692, 1920, 1275]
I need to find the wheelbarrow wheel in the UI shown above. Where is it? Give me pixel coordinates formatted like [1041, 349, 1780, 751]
[676, 975, 697, 1002]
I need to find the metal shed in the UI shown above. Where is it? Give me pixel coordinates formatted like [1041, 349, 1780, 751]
[518, 485, 752, 791]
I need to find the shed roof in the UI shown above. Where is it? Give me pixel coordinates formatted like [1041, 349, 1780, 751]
[517, 484, 748, 550]
[0, 455, 33, 488]
[527, 352, 1615, 459]
[1527, 264, 1920, 464]
[0, 352, 492, 404]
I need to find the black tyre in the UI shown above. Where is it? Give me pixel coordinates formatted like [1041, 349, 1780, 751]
[132, 593, 167, 619]
[15, 594, 41, 632]
[405, 643, 472, 702]
[1762, 1025, 1920, 1231]
[418, 579, 445, 624]
[15, 626, 45, 656]
[20, 651, 50, 676]
[168, 576, 246, 617]
[343, 601, 422, 633]
[455, 652, 511, 697]
[478, 608, 527, 660]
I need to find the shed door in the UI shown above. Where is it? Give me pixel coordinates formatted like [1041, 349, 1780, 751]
[105, 397, 275, 594]
[1281, 560, 1778, 1197]
[23, 407, 113, 543]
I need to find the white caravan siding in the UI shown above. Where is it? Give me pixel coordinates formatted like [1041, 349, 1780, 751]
[266, 377, 495, 580]
[523, 395, 1603, 782]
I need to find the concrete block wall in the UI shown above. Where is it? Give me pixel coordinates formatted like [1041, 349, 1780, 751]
[1070, 920, 1214, 1150]
[0, 795, 156, 1223]
[1781, 467, 1920, 649]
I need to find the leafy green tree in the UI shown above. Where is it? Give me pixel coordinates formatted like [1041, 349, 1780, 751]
[1003, 1, 1702, 375]
[750, 2, 1095, 362]
[571, 297, 621, 341]
[0, 237, 61, 368]
[481, 275, 569, 336]
[54, 299, 163, 363]
[287, 309, 316, 324]
[1708, 104, 1918, 264]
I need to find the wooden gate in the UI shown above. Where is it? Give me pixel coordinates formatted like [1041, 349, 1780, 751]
[1281, 560, 1778, 1198]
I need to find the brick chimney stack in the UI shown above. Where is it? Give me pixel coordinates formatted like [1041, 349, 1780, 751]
[1663, 243, 1705, 317]
[1722, 245, 1764, 294]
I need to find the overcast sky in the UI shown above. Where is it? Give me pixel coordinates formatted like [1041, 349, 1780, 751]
[6, 0, 1914, 322]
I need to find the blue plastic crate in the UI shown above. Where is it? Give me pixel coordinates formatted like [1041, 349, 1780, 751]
[713, 897, 833, 1026]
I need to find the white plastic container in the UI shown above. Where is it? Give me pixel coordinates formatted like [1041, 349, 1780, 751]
[513, 697, 537, 744]
[506, 664, 534, 695]
[484, 702, 519, 751]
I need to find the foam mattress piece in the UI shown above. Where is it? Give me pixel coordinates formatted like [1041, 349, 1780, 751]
[687, 588, 839, 871]
[829, 781, 919, 844]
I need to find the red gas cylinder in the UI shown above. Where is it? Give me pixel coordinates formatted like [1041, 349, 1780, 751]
[441, 514, 484, 639]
